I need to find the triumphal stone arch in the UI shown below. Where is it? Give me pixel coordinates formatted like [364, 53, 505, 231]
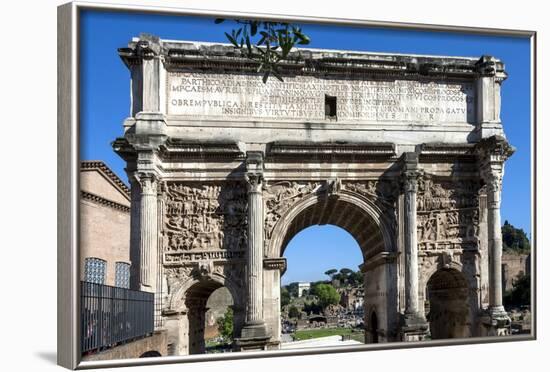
[114, 34, 514, 355]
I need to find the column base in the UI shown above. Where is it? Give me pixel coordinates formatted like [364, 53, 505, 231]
[234, 321, 270, 351]
[481, 306, 511, 336]
[400, 312, 429, 342]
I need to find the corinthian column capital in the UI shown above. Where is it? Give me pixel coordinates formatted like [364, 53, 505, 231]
[482, 167, 503, 196]
[134, 172, 158, 195]
[476, 136, 514, 208]
[245, 151, 264, 194]
[476, 135, 515, 169]
[401, 152, 422, 194]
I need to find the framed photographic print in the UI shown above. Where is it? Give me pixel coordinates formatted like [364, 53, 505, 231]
[57, 1, 536, 369]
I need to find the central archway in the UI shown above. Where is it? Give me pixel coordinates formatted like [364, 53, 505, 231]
[282, 225, 364, 341]
[264, 191, 399, 345]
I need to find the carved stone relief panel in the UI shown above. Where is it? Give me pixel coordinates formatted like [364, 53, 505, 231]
[343, 179, 400, 222]
[162, 181, 248, 262]
[160, 181, 248, 309]
[343, 179, 399, 205]
[416, 176, 482, 252]
[264, 181, 322, 241]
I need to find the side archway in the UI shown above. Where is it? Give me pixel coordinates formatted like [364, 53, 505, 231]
[426, 268, 470, 339]
[165, 273, 245, 355]
[139, 351, 161, 358]
[365, 307, 380, 344]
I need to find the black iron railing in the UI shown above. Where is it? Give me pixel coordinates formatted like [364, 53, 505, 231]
[81, 281, 154, 354]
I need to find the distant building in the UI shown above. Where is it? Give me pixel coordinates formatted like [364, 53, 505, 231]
[79, 160, 131, 287]
[204, 287, 234, 340]
[297, 282, 310, 297]
[340, 287, 364, 311]
[502, 253, 530, 292]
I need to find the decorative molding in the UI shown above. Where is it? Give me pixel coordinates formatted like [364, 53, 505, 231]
[138, 39, 505, 80]
[418, 143, 476, 162]
[475, 135, 515, 165]
[158, 138, 244, 160]
[474, 55, 507, 81]
[268, 142, 396, 159]
[263, 258, 287, 273]
[360, 252, 397, 271]
[80, 191, 131, 213]
[118, 34, 161, 67]
[80, 160, 130, 199]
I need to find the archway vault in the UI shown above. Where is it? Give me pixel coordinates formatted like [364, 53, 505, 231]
[267, 191, 397, 262]
[171, 273, 244, 313]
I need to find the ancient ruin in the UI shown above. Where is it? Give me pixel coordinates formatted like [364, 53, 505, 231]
[114, 34, 514, 355]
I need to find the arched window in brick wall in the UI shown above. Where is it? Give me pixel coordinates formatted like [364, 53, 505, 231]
[84, 257, 106, 284]
[115, 262, 130, 289]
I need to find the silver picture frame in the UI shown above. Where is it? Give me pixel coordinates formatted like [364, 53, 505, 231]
[57, 1, 537, 369]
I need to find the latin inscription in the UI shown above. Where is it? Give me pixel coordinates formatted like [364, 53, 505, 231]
[164, 250, 246, 265]
[167, 72, 475, 123]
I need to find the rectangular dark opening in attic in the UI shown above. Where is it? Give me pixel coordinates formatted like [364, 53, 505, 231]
[325, 95, 337, 120]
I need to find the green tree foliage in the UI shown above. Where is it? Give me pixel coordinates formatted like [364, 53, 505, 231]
[216, 307, 234, 341]
[348, 271, 364, 286]
[311, 283, 340, 309]
[281, 287, 291, 308]
[326, 268, 363, 287]
[324, 269, 338, 279]
[339, 268, 353, 276]
[214, 18, 310, 83]
[504, 273, 531, 307]
[303, 301, 322, 315]
[502, 220, 530, 254]
[286, 282, 299, 297]
[288, 305, 301, 319]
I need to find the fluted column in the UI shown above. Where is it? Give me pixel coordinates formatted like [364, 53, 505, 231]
[137, 172, 158, 292]
[485, 169, 504, 310]
[239, 152, 269, 343]
[400, 153, 428, 341]
[402, 155, 421, 316]
[247, 173, 264, 324]
[477, 136, 514, 334]
[128, 174, 142, 291]
[155, 182, 165, 329]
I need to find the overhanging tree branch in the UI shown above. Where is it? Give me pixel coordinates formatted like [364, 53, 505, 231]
[215, 18, 310, 83]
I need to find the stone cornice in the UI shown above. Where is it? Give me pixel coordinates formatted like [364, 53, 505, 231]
[268, 142, 396, 160]
[119, 35, 506, 80]
[118, 34, 161, 67]
[81, 191, 131, 214]
[418, 143, 477, 162]
[158, 138, 244, 160]
[80, 160, 130, 199]
[360, 252, 398, 271]
[475, 135, 515, 164]
[263, 258, 287, 274]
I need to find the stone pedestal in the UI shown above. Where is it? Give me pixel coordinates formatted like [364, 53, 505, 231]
[400, 313, 430, 341]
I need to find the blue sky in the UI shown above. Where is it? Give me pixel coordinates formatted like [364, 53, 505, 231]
[80, 10, 532, 284]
